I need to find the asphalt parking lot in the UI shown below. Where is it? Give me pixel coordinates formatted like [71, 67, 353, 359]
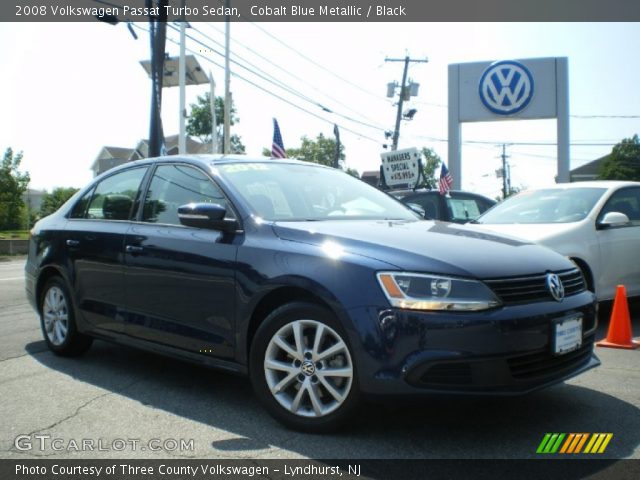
[1, 257, 638, 460]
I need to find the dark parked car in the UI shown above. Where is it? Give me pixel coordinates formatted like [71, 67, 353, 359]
[393, 188, 496, 223]
[26, 156, 599, 432]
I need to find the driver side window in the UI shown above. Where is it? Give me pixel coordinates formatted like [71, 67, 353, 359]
[142, 164, 231, 226]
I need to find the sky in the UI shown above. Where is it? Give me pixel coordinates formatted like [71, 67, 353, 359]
[1, 21, 638, 199]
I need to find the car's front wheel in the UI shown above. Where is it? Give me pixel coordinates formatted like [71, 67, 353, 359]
[250, 302, 360, 432]
[40, 277, 93, 356]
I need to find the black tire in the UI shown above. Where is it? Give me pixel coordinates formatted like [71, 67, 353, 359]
[39, 276, 93, 357]
[249, 302, 360, 432]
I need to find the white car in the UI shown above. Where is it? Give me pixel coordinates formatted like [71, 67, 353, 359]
[472, 181, 640, 302]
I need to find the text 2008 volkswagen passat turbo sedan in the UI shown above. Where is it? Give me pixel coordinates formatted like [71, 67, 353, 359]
[26, 156, 600, 431]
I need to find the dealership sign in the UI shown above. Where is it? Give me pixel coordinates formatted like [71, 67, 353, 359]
[448, 57, 569, 188]
[380, 148, 421, 188]
[478, 60, 534, 115]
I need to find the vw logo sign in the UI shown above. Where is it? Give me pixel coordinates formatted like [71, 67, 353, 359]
[546, 273, 565, 302]
[479, 60, 534, 115]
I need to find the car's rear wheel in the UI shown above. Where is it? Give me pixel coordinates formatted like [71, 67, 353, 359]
[40, 277, 92, 356]
[250, 302, 360, 432]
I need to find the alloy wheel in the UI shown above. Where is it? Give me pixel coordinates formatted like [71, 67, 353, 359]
[264, 319, 354, 418]
[43, 286, 69, 346]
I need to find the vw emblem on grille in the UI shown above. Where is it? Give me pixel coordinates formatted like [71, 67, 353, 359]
[546, 273, 565, 302]
[479, 60, 534, 115]
[301, 361, 316, 376]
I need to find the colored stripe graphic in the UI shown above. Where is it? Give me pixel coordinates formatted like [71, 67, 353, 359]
[537, 433, 552, 453]
[559, 433, 575, 453]
[584, 433, 614, 453]
[538, 433, 613, 454]
[537, 433, 565, 453]
[573, 433, 589, 453]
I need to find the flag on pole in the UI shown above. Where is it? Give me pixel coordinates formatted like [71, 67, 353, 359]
[439, 162, 453, 195]
[271, 118, 286, 158]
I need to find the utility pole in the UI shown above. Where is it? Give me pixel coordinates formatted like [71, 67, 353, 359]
[499, 144, 511, 199]
[385, 56, 428, 151]
[223, 0, 231, 154]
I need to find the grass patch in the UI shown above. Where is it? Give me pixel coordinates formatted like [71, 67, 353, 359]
[0, 230, 30, 240]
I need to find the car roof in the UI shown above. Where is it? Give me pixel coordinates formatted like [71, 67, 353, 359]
[100, 155, 331, 179]
[391, 188, 495, 201]
[125, 154, 312, 168]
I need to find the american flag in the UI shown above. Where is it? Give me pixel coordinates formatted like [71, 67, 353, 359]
[271, 118, 286, 158]
[439, 162, 453, 195]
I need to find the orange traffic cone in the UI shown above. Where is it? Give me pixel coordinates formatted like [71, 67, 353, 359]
[596, 285, 639, 350]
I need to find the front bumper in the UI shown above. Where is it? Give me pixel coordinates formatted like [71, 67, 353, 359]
[346, 291, 599, 396]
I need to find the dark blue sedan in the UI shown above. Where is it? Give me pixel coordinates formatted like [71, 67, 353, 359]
[25, 156, 599, 432]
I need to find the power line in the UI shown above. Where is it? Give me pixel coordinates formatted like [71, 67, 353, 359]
[571, 114, 640, 119]
[412, 97, 638, 119]
[130, 22, 628, 159]
[201, 23, 388, 130]
[248, 22, 387, 103]
[133, 23, 382, 144]
[172, 24, 386, 134]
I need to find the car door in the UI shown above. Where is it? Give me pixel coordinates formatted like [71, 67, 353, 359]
[402, 192, 441, 220]
[595, 186, 640, 299]
[123, 163, 238, 358]
[64, 166, 149, 333]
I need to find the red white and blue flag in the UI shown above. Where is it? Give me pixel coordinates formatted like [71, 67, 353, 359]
[439, 162, 453, 195]
[271, 118, 286, 158]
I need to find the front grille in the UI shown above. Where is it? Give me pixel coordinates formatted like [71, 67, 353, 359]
[419, 362, 473, 387]
[508, 335, 594, 380]
[485, 268, 586, 305]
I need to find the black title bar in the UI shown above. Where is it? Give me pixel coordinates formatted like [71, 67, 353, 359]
[4, 0, 640, 22]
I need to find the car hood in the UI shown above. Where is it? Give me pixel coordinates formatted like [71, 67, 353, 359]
[471, 222, 574, 243]
[272, 219, 573, 279]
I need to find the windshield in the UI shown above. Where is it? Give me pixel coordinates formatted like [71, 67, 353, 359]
[216, 162, 418, 221]
[477, 187, 606, 224]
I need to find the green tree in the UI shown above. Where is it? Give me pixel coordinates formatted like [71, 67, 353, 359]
[263, 133, 345, 167]
[345, 167, 360, 178]
[0, 148, 30, 230]
[186, 92, 245, 153]
[420, 147, 442, 189]
[598, 134, 640, 181]
[40, 187, 80, 218]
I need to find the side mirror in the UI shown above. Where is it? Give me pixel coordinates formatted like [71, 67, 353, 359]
[597, 211, 630, 229]
[406, 203, 427, 218]
[178, 203, 238, 232]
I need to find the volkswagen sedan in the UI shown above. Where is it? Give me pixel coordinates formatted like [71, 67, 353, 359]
[471, 181, 640, 302]
[26, 156, 599, 432]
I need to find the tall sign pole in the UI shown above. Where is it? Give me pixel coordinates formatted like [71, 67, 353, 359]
[178, 0, 187, 154]
[210, 72, 217, 154]
[223, 0, 231, 154]
[147, 0, 169, 158]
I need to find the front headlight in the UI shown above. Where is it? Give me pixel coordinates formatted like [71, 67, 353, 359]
[377, 272, 501, 311]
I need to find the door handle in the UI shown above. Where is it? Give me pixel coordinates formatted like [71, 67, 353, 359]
[66, 239, 80, 247]
[125, 245, 144, 255]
